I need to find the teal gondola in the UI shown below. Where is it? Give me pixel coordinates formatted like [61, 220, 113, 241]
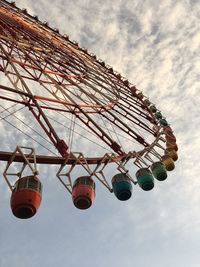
[155, 111, 162, 119]
[136, 168, 154, 191]
[160, 118, 168, 126]
[112, 173, 132, 201]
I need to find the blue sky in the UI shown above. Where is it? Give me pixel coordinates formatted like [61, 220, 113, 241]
[0, 0, 200, 266]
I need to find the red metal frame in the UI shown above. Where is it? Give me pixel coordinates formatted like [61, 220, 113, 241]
[0, 0, 162, 164]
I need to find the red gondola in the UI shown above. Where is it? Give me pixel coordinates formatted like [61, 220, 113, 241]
[11, 176, 42, 219]
[72, 176, 96, 210]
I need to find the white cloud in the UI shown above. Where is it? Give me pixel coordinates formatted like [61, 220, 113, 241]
[1, 0, 200, 266]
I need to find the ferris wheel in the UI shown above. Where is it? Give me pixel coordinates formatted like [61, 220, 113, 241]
[0, 0, 178, 219]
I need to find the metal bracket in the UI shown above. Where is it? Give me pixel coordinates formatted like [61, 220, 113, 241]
[56, 151, 139, 195]
[3, 146, 38, 191]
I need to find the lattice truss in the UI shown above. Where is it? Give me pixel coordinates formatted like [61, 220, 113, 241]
[0, 0, 176, 194]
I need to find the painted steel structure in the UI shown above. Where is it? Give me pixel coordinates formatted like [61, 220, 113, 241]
[0, 0, 178, 213]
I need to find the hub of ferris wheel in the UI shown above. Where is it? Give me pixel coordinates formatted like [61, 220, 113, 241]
[0, 0, 178, 219]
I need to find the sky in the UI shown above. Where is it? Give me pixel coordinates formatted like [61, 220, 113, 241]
[0, 0, 200, 266]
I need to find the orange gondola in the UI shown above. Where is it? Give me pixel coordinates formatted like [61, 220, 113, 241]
[72, 176, 96, 210]
[166, 141, 178, 151]
[165, 148, 178, 161]
[165, 132, 176, 143]
[11, 176, 42, 219]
